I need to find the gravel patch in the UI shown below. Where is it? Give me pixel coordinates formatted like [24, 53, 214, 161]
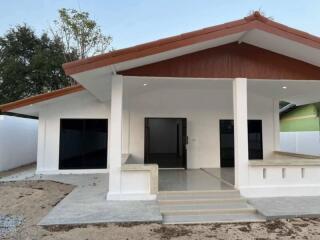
[0, 215, 23, 238]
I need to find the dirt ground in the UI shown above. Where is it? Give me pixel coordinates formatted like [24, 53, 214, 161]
[1, 181, 320, 239]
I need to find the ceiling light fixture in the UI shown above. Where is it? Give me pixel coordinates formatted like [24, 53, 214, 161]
[282, 86, 287, 89]
[143, 83, 148, 86]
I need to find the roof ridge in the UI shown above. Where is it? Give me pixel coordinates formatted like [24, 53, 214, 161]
[244, 11, 270, 23]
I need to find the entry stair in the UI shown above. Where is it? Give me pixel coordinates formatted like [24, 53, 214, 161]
[157, 190, 265, 224]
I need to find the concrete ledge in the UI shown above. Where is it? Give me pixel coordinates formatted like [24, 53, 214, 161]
[250, 151, 320, 166]
[274, 151, 319, 159]
[249, 160, 320, 166]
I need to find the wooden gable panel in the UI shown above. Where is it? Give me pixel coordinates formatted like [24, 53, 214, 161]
[120, 43, 320, 80]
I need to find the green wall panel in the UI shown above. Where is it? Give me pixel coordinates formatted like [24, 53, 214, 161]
[281, 118, 320, 132]
[280, 104, 320, 132]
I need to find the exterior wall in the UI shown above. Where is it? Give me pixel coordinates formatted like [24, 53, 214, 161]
[0, 115, 38, 171]
[126, 83, 275, 169]
[37, 82, 275, 173]
[36, 91, 111, 174]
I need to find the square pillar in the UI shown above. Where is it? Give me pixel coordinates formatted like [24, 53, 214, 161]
[273, 100, 280, 151]
[107, 74, 123, 200]
[233, 78, 249, 188]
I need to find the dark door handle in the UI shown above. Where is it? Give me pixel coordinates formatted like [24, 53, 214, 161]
[176, 124, 180, 157]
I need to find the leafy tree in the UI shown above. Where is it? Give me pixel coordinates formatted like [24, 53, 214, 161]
[51, 8, 112, 60]
[0, 25, 77, 104]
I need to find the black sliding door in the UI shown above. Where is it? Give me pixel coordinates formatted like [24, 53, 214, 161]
[219, 119, 263, 167]
[59, 119, 108, 169]
[145, 118, 187, 168]
[219, 120, 235, 168]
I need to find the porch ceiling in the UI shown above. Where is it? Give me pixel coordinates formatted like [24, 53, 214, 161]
[6, 77, 320, 117]
[124, 77, 320, 106]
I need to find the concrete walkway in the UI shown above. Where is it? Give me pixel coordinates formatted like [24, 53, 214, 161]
[35, 174, 162, 225]
[0, 168, 162, 225]
[249, 196, 320, 220]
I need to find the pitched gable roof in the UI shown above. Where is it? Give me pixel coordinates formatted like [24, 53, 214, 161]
[63, 11, 320, 76]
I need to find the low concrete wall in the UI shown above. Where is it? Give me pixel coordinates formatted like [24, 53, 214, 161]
[242, 153, 320, 198]
[0, 115, 38, 171]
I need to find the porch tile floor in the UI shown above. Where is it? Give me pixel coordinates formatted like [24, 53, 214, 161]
[202, 168, 235, 186]
[159, 169, 234, 191]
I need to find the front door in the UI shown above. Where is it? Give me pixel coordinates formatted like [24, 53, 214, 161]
[145, 118, 187, 168]
[219, 120, 263, 167]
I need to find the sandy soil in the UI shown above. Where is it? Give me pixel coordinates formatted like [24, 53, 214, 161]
[1, 180, 320, 240]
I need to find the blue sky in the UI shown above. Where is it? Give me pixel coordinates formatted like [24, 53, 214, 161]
[2, 0, 320, 49]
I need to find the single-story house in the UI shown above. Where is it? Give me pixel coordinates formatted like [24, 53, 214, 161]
[2, 11, 320, 201]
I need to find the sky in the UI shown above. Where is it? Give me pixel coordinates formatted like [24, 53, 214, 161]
[2, 0, 320, 50]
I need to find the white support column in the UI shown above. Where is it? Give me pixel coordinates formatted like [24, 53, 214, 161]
[273, 100, 280, 151]
[107, 75, 123, 200]
[233, 78, 249, 189]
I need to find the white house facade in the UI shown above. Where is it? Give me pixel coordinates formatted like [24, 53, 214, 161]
[2, 12, 320, 201]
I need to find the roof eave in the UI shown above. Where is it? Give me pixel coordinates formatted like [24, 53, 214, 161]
[0, 85, 85, 113]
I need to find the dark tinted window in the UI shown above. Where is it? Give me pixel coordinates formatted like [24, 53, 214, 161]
[220, 119, 263, 167]
[59, 119, 108, 169]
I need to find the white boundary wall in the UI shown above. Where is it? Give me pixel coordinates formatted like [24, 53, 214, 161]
[0, 115, 38, 171]
[280, 132, 320, 156]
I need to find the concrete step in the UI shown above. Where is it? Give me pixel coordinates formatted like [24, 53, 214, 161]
[158, 197, 247, 205]
[161, 207, 257, 216]
[160, 200, 252, 212]
[158, 190, 265, 224]
[163, 212, 266, 224]
[158, 190, 241, 201]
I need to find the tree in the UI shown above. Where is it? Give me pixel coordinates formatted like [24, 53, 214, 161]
[0, 25, 77, 104]
[51, 8, 112, 60]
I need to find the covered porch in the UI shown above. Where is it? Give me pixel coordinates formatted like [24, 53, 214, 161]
[108, 75, 320, 200]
